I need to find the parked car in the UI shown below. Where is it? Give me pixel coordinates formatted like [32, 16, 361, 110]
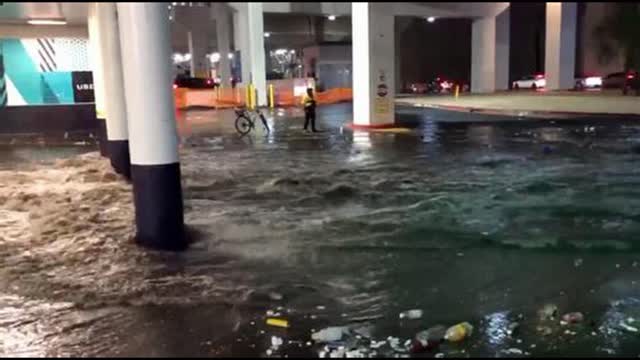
[173, 76, 218, 89]
[407, 77, 468, 94]
[573, 74, 602, 90]
[408, 80, 440, 94]
[602, 72, 627, 89]
[512, 74, 546, 90]
[623, 70, 640, 96]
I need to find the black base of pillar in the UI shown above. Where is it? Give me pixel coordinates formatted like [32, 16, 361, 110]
[108, 140, 131, 180]
[131, 162, 187, 251]
[96, 118, 108, 157]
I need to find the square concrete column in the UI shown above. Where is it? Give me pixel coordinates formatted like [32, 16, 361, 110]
[352, 2, 395, 127]
[545, 2, 577, 90]
[471, 8, 510, 93]
[234, 3, 266, 106]
[187, 31, 209, 78]
[214, 4, 232, 86]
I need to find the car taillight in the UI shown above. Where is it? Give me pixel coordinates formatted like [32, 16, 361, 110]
[535, 74, 544, 79]
[206, 79, 212, 85]
[627, 74, 635, 79]
[173, 84, 178, 89]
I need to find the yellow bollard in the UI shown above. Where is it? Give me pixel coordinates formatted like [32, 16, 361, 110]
[454, 85, 460, 99]
[254, 87, 258, 109]
[269, 84, 275, 109]
[249, 84, 256, 110]
[246, 85, 252, 109]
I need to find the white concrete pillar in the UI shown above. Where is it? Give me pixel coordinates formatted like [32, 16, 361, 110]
[96, 2, 130, 179]
[233, 10, 248, 83]
[545, 2, 577, 90]
[87, 3, 108, 156]
[471, 8, 510, 93]
[187, 30, 208, 78]
[117, 2, 186, 251]
[215, 4, 232, 87]
[247, 3, 266, 106]
[352, 2, 395, 127]
[235, 3, 266, 106]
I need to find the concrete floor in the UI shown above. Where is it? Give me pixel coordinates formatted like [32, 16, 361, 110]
[397, 90, 640, 116]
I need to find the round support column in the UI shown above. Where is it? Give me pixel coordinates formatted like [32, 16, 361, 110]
[117, 3, 186, 251]
[97, 2, 130, 179]
[87, 3, 108, 157]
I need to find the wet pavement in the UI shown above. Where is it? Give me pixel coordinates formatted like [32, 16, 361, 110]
[2, 103, 640, 357]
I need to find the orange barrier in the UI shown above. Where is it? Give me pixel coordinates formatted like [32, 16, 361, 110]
[173, 87, 246, 109]
[173, 86, 352, 110]
[273, 87, 353, 107]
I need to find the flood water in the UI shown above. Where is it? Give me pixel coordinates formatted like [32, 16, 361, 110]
[2, 103, 640, 357]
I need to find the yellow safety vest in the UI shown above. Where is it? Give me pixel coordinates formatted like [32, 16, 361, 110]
[301, 94, 315, 108]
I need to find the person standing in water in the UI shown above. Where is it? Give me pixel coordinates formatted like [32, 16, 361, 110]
[301, 87, 318, 132]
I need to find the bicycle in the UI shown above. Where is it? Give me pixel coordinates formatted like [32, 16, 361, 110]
[234, 107, 270, 136]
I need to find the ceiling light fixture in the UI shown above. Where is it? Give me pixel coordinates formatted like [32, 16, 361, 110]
[27, 19, 67, 25]
[327, 15, 336, 21]
[264, 32, 271, 38]
[426, 16, 435, 23]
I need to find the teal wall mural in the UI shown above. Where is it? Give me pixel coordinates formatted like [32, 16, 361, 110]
[0, 49, 6, 107]
[0, 37, 92, 107]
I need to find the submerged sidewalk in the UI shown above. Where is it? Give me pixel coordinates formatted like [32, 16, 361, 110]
[396, 91, 640, 119]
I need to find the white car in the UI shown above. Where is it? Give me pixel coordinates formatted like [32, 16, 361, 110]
[513, 74, 546, 90]
[574, 75, 603, 90]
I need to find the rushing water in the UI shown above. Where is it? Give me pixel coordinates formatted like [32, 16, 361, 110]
[2, 104, 640, 357]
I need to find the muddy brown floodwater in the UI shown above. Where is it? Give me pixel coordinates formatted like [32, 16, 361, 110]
[1, 104, 640, 357]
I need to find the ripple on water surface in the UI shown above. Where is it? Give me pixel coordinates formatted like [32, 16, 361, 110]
[2, 116, 640, 356]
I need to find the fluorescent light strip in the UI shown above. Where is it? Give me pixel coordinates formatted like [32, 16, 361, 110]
[28, 19, 67, 26]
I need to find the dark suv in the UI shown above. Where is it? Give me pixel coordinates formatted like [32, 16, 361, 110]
[173, 76, 218, 89]
[623, 70, 640, 95]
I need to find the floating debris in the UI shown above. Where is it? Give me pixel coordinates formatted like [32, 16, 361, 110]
[504, 348, 523, 355]
[266, 318, 289, 328]
[312, 327, 349, 343]
[415, 325, 447, 347]
[444, 322, 473, 342]
[620, 322, 639, 333]
[561, 312, 584, 324]
[271, 336, 284, 349]
[537, 326, 553, 336]
[399, 309, 423, 320]
[539, 304, 559, 320]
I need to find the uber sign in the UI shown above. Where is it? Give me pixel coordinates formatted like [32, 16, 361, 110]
[71, 71, 95, 103]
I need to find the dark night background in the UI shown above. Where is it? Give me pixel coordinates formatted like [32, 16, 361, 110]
[396, 2, 587, 89]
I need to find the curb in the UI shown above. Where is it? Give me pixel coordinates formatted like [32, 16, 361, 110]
[399, 102, 640, 120]
[348, 123, 401, 130]
[347, 123, 414, 133]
